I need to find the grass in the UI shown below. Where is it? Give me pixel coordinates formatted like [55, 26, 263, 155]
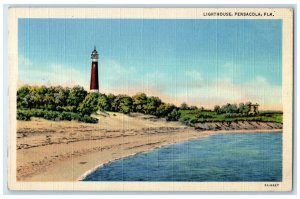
[179, 109, 283, 124]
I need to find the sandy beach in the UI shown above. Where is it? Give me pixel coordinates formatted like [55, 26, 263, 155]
[16, 112, 282, 181]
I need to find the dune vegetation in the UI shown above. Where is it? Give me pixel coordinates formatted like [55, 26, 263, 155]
[17, 85, 282, 124]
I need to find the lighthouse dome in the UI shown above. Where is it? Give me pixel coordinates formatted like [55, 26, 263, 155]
[91, 46, 99, 60]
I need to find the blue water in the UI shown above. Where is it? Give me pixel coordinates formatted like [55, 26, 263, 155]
[83, 132, 282, 182]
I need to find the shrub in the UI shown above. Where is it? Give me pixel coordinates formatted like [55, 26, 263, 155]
[58, 112, 72, 121]
[70, 112, 81, 121]
[156, 103, 176, 117]
[43, 111, 59, 121]
[118, 95, 133, 114]
[179, 117, 189, 123]
[67, 86, 88, 108]
[78, 115, 98, 123]
[77, 93, 99, 115]
[180, 102, 189, 110]
[196, 113, 213, 119]
[166, 109, 181, 121]
[132, 93, 147, 113]
[61, 105, 77, 112]
[31, 109, 45, 117]
[98, 94, 111, 111]
[17, 110, 32, 121]
[16, 109, 98, 123]
[144, 96, 162, 115]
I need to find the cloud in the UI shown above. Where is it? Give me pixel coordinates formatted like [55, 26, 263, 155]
[18, 56, 282, 110]
[243, 76, 282, 108]
[98, 59, 138, 94]
[99, 60, 170, 97]
[18, 63, 87, 88]
[185, 70, 204, 82]
[100, 60, 136, 81]
[172, 74, 282, 110]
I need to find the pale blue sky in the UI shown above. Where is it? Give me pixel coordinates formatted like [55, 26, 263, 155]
[18, 19, 282, 110]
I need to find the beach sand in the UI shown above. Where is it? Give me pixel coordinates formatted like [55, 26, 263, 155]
[16, 112, 281, 181]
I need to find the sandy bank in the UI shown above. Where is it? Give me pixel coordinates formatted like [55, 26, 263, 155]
[16, 112, 282, 181]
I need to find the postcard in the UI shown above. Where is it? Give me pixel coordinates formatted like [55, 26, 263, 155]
[8, 7, 293, 191]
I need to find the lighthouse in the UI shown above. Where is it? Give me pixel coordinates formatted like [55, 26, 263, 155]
[90, 46, 99, 92]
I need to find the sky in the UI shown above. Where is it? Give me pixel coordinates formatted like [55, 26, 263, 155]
[18, 19, 282, 110]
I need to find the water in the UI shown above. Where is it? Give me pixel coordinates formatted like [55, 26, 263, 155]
[83, 132, 282, 182]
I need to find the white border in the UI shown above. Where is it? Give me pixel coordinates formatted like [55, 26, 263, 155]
[6, 7, 294, 192]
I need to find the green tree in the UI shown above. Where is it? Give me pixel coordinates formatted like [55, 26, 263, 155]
[106, 94, 116, 111]
[180, 102, 189, 110]
[17, 85, 31, 109]
[54, 86, 69, 110]
[67, 86, 87, 111]
[238, 103, 250, 114]
[156, 103, 176, 117]
[230, 104, 238, 113]
[244, 102, 252, 115]
[77, 93, 99, 115]
[111, 95, 122, 112]
[98, 94, 110, 111]
[144, 96, 162, 115]
[42, 87, 55, 110]
[35, 86, 49, 109]
[214, 105, 221, 114]
[220, 103, 239, 114]
[118, 95, 133, 114]
[132, 93, 148, 113]
[166, 109, 181, 121]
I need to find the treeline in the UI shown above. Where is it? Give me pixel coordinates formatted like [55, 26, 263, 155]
[17, 85, 98, 123]
[214, 102, 255, 117]
[97, 92, 180, 121]
[17, 85, 182, 122]
[17, 85, 267, 124]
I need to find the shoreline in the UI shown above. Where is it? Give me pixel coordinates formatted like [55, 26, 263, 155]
[17, 115, 282, 182]
[76, 128, 281, 181]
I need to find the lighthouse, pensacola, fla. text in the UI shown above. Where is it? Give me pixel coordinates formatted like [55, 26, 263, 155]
[90, 46, 99, 92]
